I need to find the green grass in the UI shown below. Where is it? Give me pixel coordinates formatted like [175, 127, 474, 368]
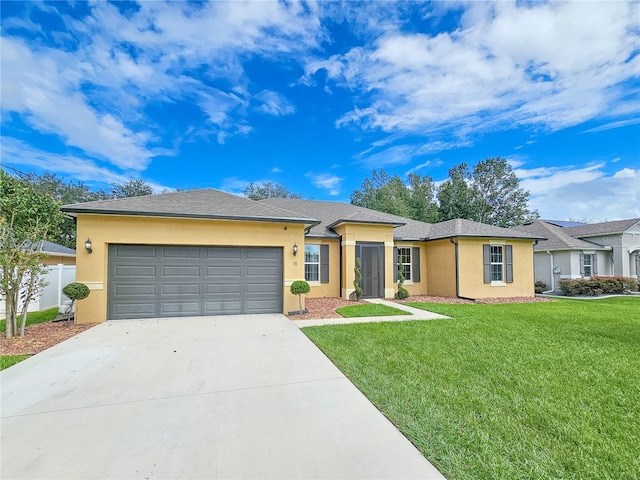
[303, 297, 640, 480]
[0, 355, 31, 370]
[336, 303, 409, 318]
[0, 307, 59, 333]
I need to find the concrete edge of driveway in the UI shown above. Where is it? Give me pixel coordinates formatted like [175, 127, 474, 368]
[292, 298, 450, 328]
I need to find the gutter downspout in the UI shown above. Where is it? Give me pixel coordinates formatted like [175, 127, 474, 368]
[543, 250, 555, 294]
[449, 238, 475, 301]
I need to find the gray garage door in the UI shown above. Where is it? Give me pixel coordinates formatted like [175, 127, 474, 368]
[108, 245, 282, 320]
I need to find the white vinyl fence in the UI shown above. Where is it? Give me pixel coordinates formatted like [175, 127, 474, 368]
[0, 264, 76, 315]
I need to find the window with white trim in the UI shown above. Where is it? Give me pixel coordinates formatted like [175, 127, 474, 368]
[583, 254, 593, 277]
[304, 245, 320, 282]
[397, 247, 411, 281]
[490, 245, 503, 282]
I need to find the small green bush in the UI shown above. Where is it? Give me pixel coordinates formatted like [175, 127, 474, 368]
[559, 277, 638, 297]
[534, 280, 547, 294]
[351, 257, 363, 301]
[290, 280, 310, 312]
[62, 282, 90, 301]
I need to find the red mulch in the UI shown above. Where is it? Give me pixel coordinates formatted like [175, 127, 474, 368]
[1, 321, 97, 356]
[392, 295, 555, 305]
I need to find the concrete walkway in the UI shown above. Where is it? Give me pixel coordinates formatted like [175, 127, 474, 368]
[293, 298, 450, 327]
[1, 314, 444, 479]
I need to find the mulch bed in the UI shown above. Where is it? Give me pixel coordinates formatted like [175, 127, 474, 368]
[1, 321, 97, 356]
[393, 295, 556, 305]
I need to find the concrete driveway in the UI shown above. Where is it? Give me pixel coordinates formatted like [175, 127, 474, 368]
[1, 314, 444, 479]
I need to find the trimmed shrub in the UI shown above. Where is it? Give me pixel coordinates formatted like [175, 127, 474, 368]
[290, 280, 310, 312]
[351, 257, 363, 301]
[534, 280, 547, 294]
[62, 282, 90, 301]
[559, 277, 638, 297]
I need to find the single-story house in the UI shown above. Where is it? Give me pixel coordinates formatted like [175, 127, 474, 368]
[61, 189, 543, 323]
[514, 218, 640, 292]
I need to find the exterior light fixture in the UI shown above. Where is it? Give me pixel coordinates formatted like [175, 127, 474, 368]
[293, 243, 298, 256]
[85, 238, 93, 254]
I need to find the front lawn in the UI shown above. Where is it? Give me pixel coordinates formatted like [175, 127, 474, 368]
[1, 355, 31, 370]
[336, 303, 409, 318]
[303, 297, 640, 480]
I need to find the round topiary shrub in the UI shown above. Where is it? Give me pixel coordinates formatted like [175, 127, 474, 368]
[290, 280, 310, 313]
[63, 282, 90, 301]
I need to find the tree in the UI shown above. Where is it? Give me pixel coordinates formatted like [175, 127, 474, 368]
[242, 181, 302, 200]
[25, 172, 109, 248]
[110, 179, 154, 198]
[437, 163, 476, 222]
[470, 157, 538, 227]
[61, 282, 90, 323]
[0, 170, 63, 338]
[350, 170, 439, 222]
[437, 158, 538, 227]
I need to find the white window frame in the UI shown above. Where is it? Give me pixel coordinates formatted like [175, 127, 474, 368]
[583, 254, 593, 277]
[397, 247, 412, 282]
[490, 245, 504, 283]
[304, 245, 320, 283]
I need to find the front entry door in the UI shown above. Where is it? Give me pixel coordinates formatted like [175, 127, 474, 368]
[357, 243, 384, 298]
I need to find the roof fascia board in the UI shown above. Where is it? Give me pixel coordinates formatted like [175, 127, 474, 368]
[326, 219, 406, 230]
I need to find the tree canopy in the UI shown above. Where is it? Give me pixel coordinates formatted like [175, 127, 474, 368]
[350, 170, 439, 223]
[242, 181, 302, 200]
[352, 158, 538, 227]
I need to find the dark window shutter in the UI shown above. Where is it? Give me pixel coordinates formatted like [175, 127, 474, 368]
[394, 247, 398, 282]
[506, 245, 513, 283]
[483, 244, 491, 283]
[636, 254, 640, 276]
[579, 253, 585, 276]
[593, 254, 598, 276]
[412, 247, 420, 282]
[320, 245, 329, 284]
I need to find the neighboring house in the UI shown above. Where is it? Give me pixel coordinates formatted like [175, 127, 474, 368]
[61, 189, 542, 324]
[514, 218, 640, 292]
[0, 241, 76, 314]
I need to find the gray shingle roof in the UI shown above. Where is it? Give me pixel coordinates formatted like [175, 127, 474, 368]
[61, 189, 318, 225]
[42, 240, 76, 256]
[513, 220, 605, 251]
[261, 198, 542, 241]
[563, 218, 640, 237]
[427, 218, 542, 241]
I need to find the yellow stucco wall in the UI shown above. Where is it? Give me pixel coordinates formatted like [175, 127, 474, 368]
[304, 238, 341, 298]
[42, 255, 76, 266]
[75, 214, 306, 323]
[395, 242, 428, 296]
[334, 223, 396, 298]
[457, 238, 535, 298]
[424, 239, 457, 297]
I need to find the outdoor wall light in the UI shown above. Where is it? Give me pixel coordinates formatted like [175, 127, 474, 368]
[85, 238, 93, 254]
[293, 243, 298, 256]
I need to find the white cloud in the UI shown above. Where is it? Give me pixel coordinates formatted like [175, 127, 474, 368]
[581, 118, 640, 134]
[271, 167, 282, 173]
[254, 90, 295, 116]
[308, 1, 640, 138]
[518, 162, 640, 221]
[305, 172, 343, 196]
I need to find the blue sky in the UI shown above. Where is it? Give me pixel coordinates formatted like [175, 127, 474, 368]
[1, 1, 639, 222]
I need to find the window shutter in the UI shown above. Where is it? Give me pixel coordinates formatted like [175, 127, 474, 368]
[506, 245, 513, 283]
[636, 253, 640, 276]
[579, 253, 585, 276]
[412, 247, 420, 282]
[394, 247, 398, 282]
[320, 245, 329, 284]
[483, 244, 491, 283]
[593, 254, 598, 276]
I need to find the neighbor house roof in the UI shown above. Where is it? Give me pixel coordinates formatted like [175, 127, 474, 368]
[562, 218, 640, 238]
[62, 189, 319, 226]
[41, 240, 76, 256]
[261, 198, 542, 241]
[513, 219, 606, 251]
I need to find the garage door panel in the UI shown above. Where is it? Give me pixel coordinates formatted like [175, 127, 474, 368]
[205, 266, 241, 277]
[161, 302, 200, 315]
[162, 284, 200, 295]
[109, 245, 282, 320]
[114, 284, 156, 296]
[162, 247, 201, 259]
[114, 265, 156, 278]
